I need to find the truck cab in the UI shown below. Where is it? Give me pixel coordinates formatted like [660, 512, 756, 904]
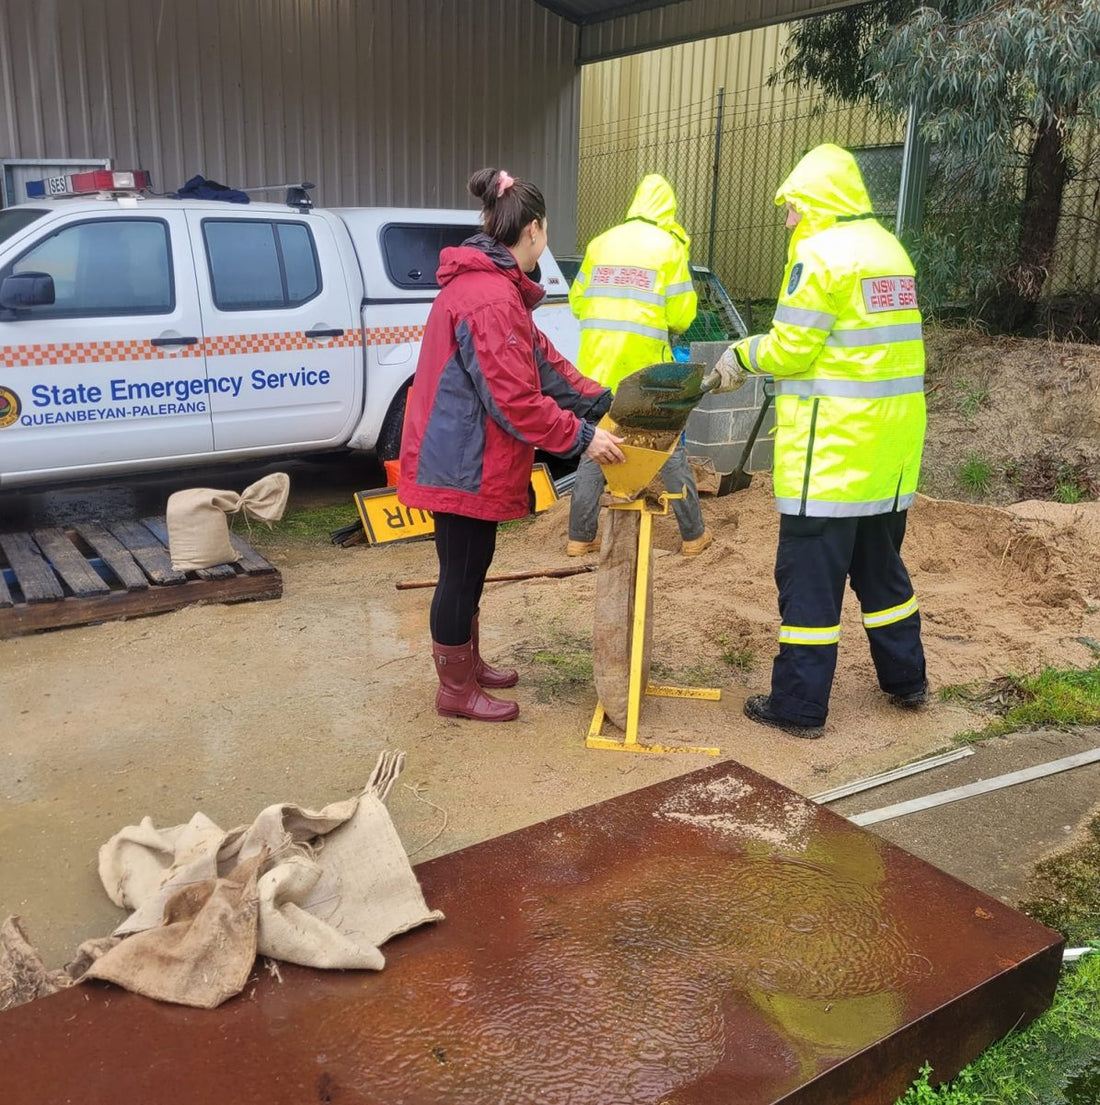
[0, 173, 580, 488]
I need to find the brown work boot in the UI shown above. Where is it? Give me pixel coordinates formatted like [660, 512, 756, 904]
[743, 694, 824, 739]
[680, 529, 713, 557]
[472, 611, 518, 688]
[566, 538, 601, 557]
[433, 641, 519, 722]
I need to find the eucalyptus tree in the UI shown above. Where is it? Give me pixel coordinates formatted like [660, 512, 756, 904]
[777, 0, 1100, 328]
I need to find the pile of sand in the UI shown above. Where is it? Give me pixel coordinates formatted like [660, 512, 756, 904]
[922, 330, 1100, 502]
[505, 479, 1100, 697]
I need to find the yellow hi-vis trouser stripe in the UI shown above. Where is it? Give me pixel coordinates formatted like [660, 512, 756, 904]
[862, 595, 919, 629]
[778, 624, 841, 646]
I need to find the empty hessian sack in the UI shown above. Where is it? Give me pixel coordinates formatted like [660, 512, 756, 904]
[167, 472, 290, 571]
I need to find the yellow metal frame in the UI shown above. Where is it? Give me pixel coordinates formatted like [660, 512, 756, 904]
[586, 494, 721, 756]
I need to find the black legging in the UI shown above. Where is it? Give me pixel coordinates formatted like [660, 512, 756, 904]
[430, 512, 499, 645]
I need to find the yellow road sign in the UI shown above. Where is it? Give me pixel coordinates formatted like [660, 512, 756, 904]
[355, 463, 559, 546]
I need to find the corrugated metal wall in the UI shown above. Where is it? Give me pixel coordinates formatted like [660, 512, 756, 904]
[0, 0, 583, 250]
[578, 25, 901, 299]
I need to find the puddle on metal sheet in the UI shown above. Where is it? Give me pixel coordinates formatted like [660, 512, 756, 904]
[274, 822, 924, 1103]
[0, 762, 1064, 1105]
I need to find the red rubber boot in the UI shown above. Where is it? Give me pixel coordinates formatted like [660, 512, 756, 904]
[433, 640, 519, 722]
[472, 612, 519, 688]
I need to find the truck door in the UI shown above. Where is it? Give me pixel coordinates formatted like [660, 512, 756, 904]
[188, 210, 360, 453]
[0, 209, 211, 485]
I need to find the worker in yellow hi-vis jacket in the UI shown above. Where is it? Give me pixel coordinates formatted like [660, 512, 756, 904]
[709, 144, 927, 738]
[566, 173, 713, 558]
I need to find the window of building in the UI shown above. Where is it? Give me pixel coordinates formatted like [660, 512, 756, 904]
[203, 220, 320, 310]
[2, 218, 173, 317]
[381, 223, 479, 290]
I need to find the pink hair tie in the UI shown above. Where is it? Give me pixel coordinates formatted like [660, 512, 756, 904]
[496, 170, 515, 197]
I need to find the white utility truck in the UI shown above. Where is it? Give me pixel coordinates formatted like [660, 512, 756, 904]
[0, 170, 580, 488]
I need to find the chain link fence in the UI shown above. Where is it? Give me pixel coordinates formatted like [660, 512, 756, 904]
[578, 84, 1100, 324]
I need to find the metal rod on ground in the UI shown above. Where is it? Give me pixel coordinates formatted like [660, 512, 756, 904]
[810, 747, 974, 804]
[395, 564, 597, 591]
[849, 747, 1100, 826]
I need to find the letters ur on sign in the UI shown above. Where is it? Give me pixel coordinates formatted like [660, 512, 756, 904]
[861, 276, 917, 313]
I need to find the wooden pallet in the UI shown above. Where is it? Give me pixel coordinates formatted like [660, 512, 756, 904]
[0, 517, 281, 638]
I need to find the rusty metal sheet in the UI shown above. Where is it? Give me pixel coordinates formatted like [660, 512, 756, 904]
[0, 762, 1063, 1104]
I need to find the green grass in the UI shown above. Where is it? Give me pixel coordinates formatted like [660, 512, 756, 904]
[945, 664, 1100, 742]
[1021, 814, 1100, 947]
[1054, 472, 1087, 504]
[241, 503, 358, 544]
[900, 663, 1100, 1100]
[520, 641, 594, 702]
[498, 516, 536, 533]
[651, 658, 723, 687]
[895, 952, 1100, 1105]
[953, 378, 991, 420]
[958, 452, 995, 496]
[718, 634, 756, 675]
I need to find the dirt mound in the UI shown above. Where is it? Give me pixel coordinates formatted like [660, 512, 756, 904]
[517, 479, 1100, 696]
[922, 329, 1100, 504]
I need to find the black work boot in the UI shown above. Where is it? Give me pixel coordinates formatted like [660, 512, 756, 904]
[889, 685, 928, 710]
[743, 694, 824, 739]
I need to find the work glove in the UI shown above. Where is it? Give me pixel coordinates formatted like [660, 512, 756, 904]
[710, 345, 747, 393]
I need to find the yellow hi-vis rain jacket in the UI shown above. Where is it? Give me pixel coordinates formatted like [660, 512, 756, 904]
[732, 144, 926, 518]
[569, 174, 698, 392]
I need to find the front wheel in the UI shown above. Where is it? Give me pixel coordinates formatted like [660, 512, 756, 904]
[376, 384, 410, 463]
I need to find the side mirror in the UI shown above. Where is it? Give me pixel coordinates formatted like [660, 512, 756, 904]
[0, 271, 55, 310]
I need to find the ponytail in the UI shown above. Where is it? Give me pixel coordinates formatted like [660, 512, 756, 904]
[468, 168, 546, 247]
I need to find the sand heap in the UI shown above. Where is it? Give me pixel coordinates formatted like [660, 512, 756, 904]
[509, 480, 1100, 695]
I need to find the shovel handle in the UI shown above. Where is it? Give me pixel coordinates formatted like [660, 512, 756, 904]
[734, 388, 773, 471]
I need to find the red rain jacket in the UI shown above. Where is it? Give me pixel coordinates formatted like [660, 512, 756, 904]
[399, 235, 610, 521]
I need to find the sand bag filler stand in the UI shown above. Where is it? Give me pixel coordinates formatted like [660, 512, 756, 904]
[586, 362, 722, 755]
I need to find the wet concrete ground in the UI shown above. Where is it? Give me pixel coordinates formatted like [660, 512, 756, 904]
[2, 459, 1098, 976]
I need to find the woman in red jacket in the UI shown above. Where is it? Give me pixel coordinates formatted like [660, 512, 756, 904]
[400, 168, 625, 722]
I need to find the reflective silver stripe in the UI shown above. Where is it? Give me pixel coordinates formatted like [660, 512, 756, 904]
[666, 280, 694, 296]
[580, 318, 668, 342]
[863, 596, 919, 628]
[825, 323, 923, 347]
[773, 305, 837, 330]
[773, 375, 925, 399]
[775, 493, 916, 516]
[779, 624, 841, 645]
[583, 285, 665, 306]
[747, 334, 763, 371]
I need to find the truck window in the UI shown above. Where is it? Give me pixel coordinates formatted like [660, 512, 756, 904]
[203, 220, 320, 310]
[2, 218, 173, 317]
[0, 207, 47, 246]
[381, 224, 478, 290]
